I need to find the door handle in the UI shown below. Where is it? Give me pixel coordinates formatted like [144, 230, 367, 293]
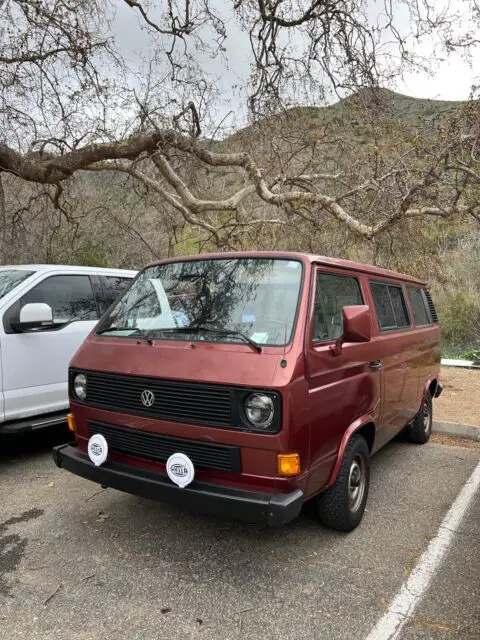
[369, 360, 383, 370]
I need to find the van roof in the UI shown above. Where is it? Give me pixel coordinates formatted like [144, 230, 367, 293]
[145, 252, 426, 286]
[0, 264, 137, 276]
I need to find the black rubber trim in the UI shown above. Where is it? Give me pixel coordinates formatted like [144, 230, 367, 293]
[52, 443, 303, 527]
[0, 411, 68, 434]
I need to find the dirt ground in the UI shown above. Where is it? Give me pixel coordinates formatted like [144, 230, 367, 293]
[435, 366, 480, 426]
[431, 433, 480, 449]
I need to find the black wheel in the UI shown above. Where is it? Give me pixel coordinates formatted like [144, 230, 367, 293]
[407, 392, 432, 444]
[315, 434, 370, 532]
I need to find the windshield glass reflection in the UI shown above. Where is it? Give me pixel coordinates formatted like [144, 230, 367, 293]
[98, 258, 303, 346]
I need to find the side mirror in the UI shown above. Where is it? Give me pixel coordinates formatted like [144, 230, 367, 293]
[11, 303, 54, 332]
[330, 305, 371, 356]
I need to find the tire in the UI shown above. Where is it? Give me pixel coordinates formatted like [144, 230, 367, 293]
[406, 392, 433, 444]
[315, 434, 370, 532]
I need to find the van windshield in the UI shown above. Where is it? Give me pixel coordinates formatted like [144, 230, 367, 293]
[97, 258, 303, 346]
[0, 269, 35, 300]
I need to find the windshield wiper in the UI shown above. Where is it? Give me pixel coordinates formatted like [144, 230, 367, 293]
[97, 326, 159, 345]
[96, 326, 142, 335]
[150, 326, 263, 353]
[213, 329, 262, 353]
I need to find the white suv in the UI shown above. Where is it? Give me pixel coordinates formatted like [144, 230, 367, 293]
[0, 264, 136, 434]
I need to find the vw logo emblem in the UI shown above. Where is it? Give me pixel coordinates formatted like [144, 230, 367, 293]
[141, 389, 155, 407]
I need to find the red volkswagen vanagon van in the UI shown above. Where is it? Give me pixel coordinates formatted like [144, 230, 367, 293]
[53, 252, 442, 531]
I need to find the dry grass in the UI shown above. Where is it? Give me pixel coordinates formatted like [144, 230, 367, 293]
[435, 367, 480, 427]
[431, 433, 480, 449]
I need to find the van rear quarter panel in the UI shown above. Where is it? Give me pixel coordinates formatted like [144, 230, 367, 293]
[417, 326, 442, 392]
[401, 288, 442, 400]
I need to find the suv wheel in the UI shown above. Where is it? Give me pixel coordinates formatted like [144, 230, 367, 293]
[315, 434, 370, 532]
[407, 392, 433, 444]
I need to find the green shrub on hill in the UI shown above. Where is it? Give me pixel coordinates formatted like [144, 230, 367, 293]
[436, 290, 480, 356]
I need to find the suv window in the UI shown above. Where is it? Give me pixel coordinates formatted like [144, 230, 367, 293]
[407, 287, 432, 326]
[20, 275, 98, 324]
[313, 272, 363, 341]
[98, 276, 132, 314]
[370, 282, 410, 330]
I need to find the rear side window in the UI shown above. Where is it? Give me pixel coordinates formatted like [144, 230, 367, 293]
[370, 282, 410, 331]
[98, 276, 132, 314]
[407, 287, 432, 326]
[21, 275, 98, 324]
[313, 272, 363, 341]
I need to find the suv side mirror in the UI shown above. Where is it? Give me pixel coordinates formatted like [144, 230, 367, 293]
[11, 303, 54, 332]
[330, 305, 371, 356]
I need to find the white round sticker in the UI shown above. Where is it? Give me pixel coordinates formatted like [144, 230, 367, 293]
[166, 453, 195, 488]
[87, 434, 108, 467]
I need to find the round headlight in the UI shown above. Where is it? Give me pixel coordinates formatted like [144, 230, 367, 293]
[245, 393, 274, 428]
[74, 374, 87, 400]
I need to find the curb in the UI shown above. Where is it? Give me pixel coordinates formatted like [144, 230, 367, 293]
[441, 359, 480, 369]
[433, 420, 480, 442]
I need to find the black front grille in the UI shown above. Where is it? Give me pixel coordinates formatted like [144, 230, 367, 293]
[89, 421, 241, 472]
[83, 371, 233, 427]
[424, 290, 438, 323]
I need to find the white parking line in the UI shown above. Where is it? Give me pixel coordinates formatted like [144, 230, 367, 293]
[365, 457, 480, 640]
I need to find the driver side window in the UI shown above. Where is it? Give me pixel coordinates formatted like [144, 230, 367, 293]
[313, 272, 363, 342]
[20, 275, 98, 325]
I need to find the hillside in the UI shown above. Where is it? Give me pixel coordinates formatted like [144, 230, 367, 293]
[335, 88, 465, 120]
[224, 88, 467, 147]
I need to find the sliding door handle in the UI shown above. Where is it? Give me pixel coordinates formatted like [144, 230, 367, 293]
[369, 360, 383, 370]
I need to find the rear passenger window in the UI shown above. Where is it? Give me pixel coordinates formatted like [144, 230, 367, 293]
[407, 287, 432, 326]
[313, 273, 363, 341]
[370, 282, 410, 331]
[98, 276, 132, 314]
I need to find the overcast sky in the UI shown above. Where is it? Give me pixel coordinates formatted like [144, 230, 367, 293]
[401, 55, 473, 101]
[111, 0, 477, 128]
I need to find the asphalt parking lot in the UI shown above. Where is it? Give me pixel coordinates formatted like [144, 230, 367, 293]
[1, 428, 479, 640]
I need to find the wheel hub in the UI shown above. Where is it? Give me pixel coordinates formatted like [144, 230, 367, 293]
[348, 455, 366, 513]
[350, 467, 361, 487]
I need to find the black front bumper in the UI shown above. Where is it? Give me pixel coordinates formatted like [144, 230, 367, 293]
[52, 444, 304, 527]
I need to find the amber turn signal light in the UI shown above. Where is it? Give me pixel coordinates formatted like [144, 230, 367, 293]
[67, 413, 77, 433]
[277, 453, 300, 476]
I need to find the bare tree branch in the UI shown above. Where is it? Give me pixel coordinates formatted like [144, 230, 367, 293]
[1, 0, 480, 258]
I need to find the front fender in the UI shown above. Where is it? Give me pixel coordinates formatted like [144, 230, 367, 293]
[326, 414, 376, 489]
